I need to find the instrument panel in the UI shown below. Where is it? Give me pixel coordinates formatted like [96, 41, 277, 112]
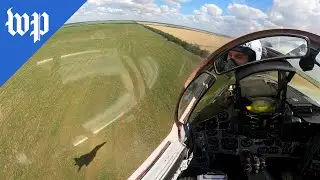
[194, 111, 301, 158]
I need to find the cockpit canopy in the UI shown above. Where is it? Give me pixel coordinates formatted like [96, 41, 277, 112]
[176, 29, 320, 127]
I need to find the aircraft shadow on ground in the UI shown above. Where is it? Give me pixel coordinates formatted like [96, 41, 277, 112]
[74, 142, 106, 172]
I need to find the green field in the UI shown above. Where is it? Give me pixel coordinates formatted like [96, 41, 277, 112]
[0, 23, 201, 179]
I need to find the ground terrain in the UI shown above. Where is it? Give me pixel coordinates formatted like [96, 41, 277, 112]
[0, 23, 201, 180]
[139, 22, 233, 52]
[1, 21, 319, 180]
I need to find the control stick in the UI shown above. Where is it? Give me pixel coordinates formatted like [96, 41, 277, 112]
[253, 156, 261, 173]
[241, 150, 267, 175]
[260, 157, 267, 169]
[244, 157, 253, 175]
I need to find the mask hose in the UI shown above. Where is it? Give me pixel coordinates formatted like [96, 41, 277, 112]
[225, 58, 239, 70]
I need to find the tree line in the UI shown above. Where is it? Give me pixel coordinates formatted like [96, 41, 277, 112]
[142, 25, 211, 58]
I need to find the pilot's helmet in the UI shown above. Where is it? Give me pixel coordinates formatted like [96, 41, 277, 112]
[233, 40, 263, 62]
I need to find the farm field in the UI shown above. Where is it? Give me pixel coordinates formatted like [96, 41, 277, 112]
[0, 23, 202, 179]
[139, 22, 233, 52]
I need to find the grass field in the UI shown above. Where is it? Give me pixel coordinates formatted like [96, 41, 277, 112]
[0, 23, 201, 179]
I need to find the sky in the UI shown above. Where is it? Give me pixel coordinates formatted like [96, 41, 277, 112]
[67, 0, 320, 37]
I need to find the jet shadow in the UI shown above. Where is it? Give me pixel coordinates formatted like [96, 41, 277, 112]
[74, 141, 106, 172]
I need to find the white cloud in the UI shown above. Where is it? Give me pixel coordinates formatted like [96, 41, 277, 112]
[268, 0, 320, 33]
[86, 0, 158, 13]
[223, 17, 264, 35]
[162, 0, 189, 7]
[133, 0, 155, 5]
[188, 1, 320, 36]
[96, 7, 124, 14]
[160, 5, 178, 14]
[107, 7, 124, 14]
[228, 3, 267, 20]
[203, 4, 223, 16]
[191, 4, 223, 24]
[189, 3, 265, 36]
[160, 5, 170, 12]
[193, 4, 222, 17]
[67, 0, 184, 25]
[87, 0, 105, 6]
[67, 0, 320, 37]
[88, 0, 154, 5]
[263, 20, 282, 30]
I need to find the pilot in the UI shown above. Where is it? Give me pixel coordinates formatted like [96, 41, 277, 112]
[219, 40, 263, 71]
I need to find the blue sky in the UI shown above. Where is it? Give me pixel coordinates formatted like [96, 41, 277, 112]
[68, 0, 320, 37]
[162, 0, 273, 15]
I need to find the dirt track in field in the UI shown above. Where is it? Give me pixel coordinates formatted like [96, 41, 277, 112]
[140, 23, 233, 52]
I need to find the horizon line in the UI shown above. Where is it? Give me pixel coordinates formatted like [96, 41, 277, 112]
[64, 20, 233, 38]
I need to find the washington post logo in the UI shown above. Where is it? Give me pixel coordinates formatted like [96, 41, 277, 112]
[5, 8, 49, 43]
